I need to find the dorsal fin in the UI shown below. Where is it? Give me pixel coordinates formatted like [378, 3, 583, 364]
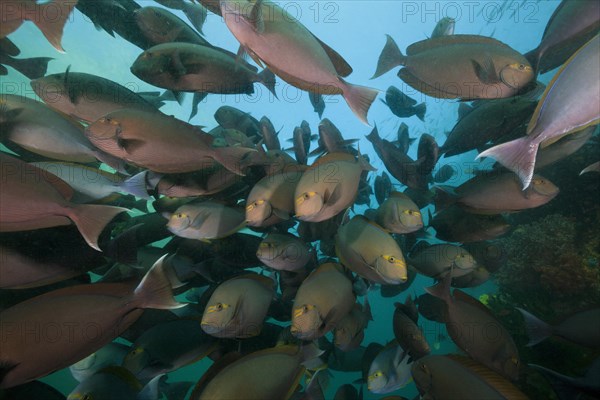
[310, 33, 353, 77]
[453, 289, 497, 318]
[308, 152, 355, 170]
[406, 34, 510, 56]
[447, 355, 528, 399]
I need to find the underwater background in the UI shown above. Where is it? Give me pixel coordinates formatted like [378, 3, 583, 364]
[1, 0, 599, 399]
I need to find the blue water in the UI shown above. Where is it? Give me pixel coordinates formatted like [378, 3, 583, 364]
[1, 1, 577, 398]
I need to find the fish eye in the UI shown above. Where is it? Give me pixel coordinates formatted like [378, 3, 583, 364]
[518, 64, 526, 70]
[82, 395, 93, 400]
[388, 256, 395, 262]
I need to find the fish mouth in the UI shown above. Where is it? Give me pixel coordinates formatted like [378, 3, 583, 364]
[201, 322, 221, 335]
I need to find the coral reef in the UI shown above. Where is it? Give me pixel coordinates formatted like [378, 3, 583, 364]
[485, 213, 600, 399]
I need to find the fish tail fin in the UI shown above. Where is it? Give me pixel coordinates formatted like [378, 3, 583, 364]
[133, 255, 186, 310]
[433, 185, 458, 213]
[188, 92, 208, 121]
[104, 223, 142, 265]
[340, 79, 378, 125]
[516, 307, 553, 346]
[31, 0, 78, 53]
[415, 102, 427, 121]
[69, 204, 127, 251]
[300, 342, 325, 369]
[120, 170, 151, 199]
[365, 125, 381, 143]
[371, 34, 406, 79]
[212, 146, 257, 176]
[258, 68, 277, 99]
[477, 137, 538, 190]
[93, 150, 131, 175]
[425, 273, 452, 304]
[10, 57, 53, 80]
[524, 48, 541, 75]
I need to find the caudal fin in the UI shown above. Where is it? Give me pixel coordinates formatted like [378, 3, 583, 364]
[341, 79, 378, 125]
[414, 102, 427, 121]
[433, 185, 458, 213]
[120, 170, 151, 199]
[133, 255, 186, 310]
[69, 204, 128, 251]
[516, 308, 553, 346]
[477, 137, 538, 190]
[212, 146, 257, 176]
[258, 68, 277, 99]
[424, 272, 452, 305]
[10, 56, 53, 80]
[371, 34, 406, 79]
[32, 0, 79, 53]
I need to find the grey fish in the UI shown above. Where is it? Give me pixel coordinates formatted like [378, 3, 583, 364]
[430, 205, 511, 243]
[0, 94, 122, 168]
[374, 172, 392, 206]
[372, 34, 534, 100]
[529, 357, 600, 400]
[336, 216, 407, 285]
[245, 167, 304, 227]
[201, 274, 274, 338]
[525, 0, 600, 74]
[122, 319, 216, 380]
[478, 34, 600, 189]
[310, 118, 359, 156]
[85, 108, 256, 175]
[134, 6, 209, 46]
[192, 344, 323, 399]
[392, 296, 430, 361]
[517, 307, 600, 348]
[333, 299, 372, 352]
[394, 122, 414, 154]
[256, 233, 312, 272]
[431, 17, 455, 38]
[412, 355, 528, 399]
[366, 126, 429, 190]
[426, 275, 521, 380]
[153, 0, 208, 35]
[131, 42, 276, 96]
[381, 86, 426, 121]
[367, 341, 412, 394]
[373, 191, 423, 234]
[0, 153, 127, 251]
[291, 263, 355, 340]
[441, 96, 537, 157]
[69, 343, 130, 382]
[67, 366, 158, 400]
[167, 201, 246, 241]
[295, 152, 374, 222]
[433, 164, 457, 183]
[536, 126, 594, 170]
[0, 38, 52, 79]
[435, 172, 559, 214]
[409, 244, 477, 279]
[260, 116, 281, 151]
[31, 69, 160, 123]
[0, 256, 183, 388]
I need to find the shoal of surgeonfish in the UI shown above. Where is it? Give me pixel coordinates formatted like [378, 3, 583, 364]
[0, 0, 598, 399]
